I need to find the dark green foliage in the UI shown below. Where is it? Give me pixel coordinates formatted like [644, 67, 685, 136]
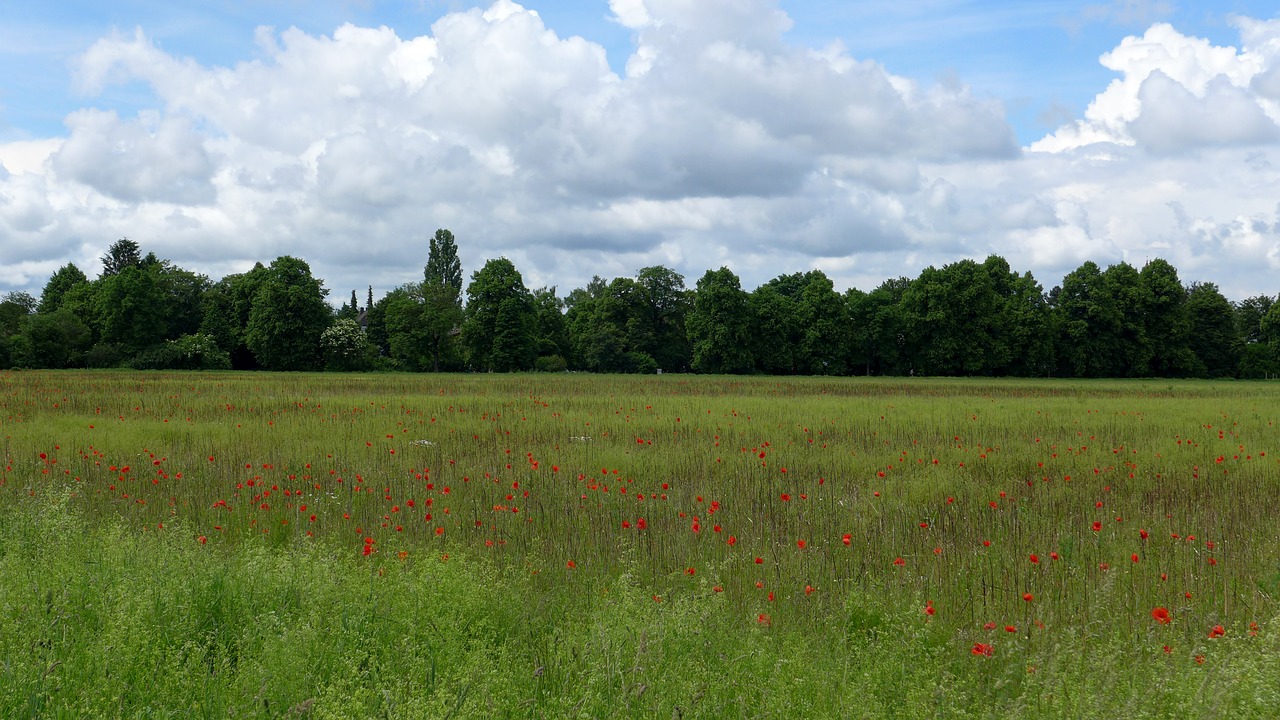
[244, 256, 331, 371]
[461, 258, 536, 372]
[687, 267, 753, 374]
[1141, 258, 1198, 376]
[37, 264, 88, 313]
[14, 308, 91, 368]
[1186, 282, 1240, 378]
[100, 237, 142, 277]
[425, 228, 463, 291]
[901, 259, 1007, 376]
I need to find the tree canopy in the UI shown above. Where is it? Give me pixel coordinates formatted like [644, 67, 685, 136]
[1, 237, 1276, 379]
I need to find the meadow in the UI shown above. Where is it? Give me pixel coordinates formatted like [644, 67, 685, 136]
[1, 370, 1279, 718]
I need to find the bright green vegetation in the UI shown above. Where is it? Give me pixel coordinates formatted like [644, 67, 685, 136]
[2, 370, 1280, 718]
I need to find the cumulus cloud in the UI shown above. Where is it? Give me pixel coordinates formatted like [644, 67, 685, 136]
[1032, 21, 1279, 153]
[1, 1, 1279, 304]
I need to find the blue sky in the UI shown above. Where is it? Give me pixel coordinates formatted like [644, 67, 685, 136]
[1, 0, 1279, 303]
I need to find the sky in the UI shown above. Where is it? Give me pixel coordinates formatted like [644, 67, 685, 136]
[2, 0, 1279, 306]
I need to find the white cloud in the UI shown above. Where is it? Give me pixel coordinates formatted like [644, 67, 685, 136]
[1032, 21, 1279, 153]
[2, 1, 1280, 306]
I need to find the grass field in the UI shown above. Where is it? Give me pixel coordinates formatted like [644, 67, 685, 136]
[2, 370, 1279, 718]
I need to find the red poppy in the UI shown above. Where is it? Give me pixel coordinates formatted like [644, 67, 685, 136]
[755, 556, 763, 564]
[1023, 593, 1034, 602]
[1209, 625, 1225, 639]
[796, 540, 807, 549]
[757, 613, 771, 626]
[971, 643, 994, 657]
[1050, 551, 1059, 561]
[842, 534, 852, 546]
[1151, 607, 1171, 624]
[1029, 554, 1039, 564]
[1091, 521, 1102, 532]
[893, 557, 905, 566]
[1005, 625, 1017, 633]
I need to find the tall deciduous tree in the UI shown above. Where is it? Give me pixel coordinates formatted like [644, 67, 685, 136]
[200, 263, 269, 369]
[1185, 282, 1240, 377]
[425, 229, 463, 290]
[633, 266, 692, 372]
[1140, 258, 1196, 376]
[900, 259, 1005, 376]
[461, 258, 535, 372]
[245, 256, 331, 371]
[687, 267, 753, 374]
[38, 264, 88, 314]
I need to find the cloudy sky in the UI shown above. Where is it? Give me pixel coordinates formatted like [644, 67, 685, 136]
[2, 0, 1279, 305]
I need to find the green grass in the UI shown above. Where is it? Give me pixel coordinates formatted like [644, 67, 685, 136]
[1, 370, 1279, 717]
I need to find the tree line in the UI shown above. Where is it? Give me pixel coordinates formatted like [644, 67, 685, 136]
[1, 233, 1277, 378]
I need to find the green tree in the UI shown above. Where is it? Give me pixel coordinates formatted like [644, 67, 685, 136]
[687, 267, 753, 374]
[748, 282, 800, 374]
[849, 278, 912, 376]
[383, 284, 433, 371]
[1185, 282, 1240, 377]
[461, 258, 535, 372]
[1140, 258, 1196, 376]
[900, 260, 1005, 376]
[245, 256, 332, 371]
[1235, 295, 1274, 345]
[1236, 294, 1277, 378]
[16, 308, 91, 368]
[336, 290, 360, 321]
[531, 286, 568, 369]
[633, 266, 692, 372]
[93, 263, 169, 355]
[38, 264, 88, 314]
[425, 229, 463, 290]
[565, 277, 626, 372]
[100, 238, 142, 277]
[200, 264, 270, 369]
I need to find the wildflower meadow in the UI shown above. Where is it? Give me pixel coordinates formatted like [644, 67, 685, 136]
[1, 370, 1278, 718]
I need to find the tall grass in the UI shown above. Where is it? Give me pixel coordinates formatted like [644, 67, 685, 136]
[1, 370, 1279, 717]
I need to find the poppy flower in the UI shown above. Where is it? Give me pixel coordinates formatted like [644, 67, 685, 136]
[1050, 551, 1059, 561]
[1151, 607, 1171, 624]
[1029, 554, 1039, 564]
[796, 540, 807, 549]
[893, 557, 905, 566]
[1091, 521, 1102, 532]
[971, 643, 994, 657]
[842, 534, 852, 546]
[1023, 593, 1034, 602]
[1209, 625, 1225, 639]
[1005, 625, 1017, 633]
